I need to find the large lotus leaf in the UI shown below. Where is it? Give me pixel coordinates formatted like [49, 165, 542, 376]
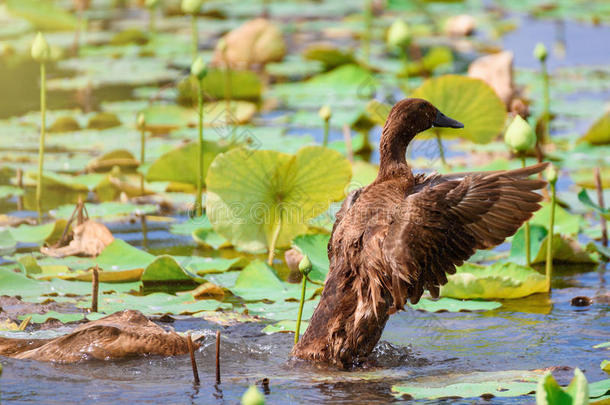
[509, 225, 549, 266]
[19, 311, 86, 324]
[192, 228, 231, 250]
[6, 0, 77, 31]
[230, 261, 318, 302]
[175, 256, 246, 275]
[206, 146, 351, 252]
[409, 297, 501, 312]
[579, 111, 610, 145]
[532, 234, 597, 265]
[8, 220, 65, 244]
[0, 185, 23, 199]
[52, 202, 157, 219]
[530, 202, 581, 236]
[392, 370, 543, 400]
[94, 239, 155, 271]
[440, 262, 547, 299]
[75, 292, 229, 316]
[351, 161, 379, 187]
[141, 255, 204, 283]
[410, 75, 506, 144]
[146, 141, 229, 187]
[578, 189, 610, 220]
[292, 233, 330, 283]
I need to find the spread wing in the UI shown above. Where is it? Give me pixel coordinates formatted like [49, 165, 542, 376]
[382, 162, 548, 308]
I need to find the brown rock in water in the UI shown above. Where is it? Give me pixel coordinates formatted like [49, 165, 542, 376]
[212, 18, 286, 69]
[468, 51, 514, 106]
[0, 310, 196, 363]
[41, 219, 114, 258]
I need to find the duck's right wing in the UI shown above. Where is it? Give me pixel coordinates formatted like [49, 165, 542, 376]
[381, 162, 548, 308]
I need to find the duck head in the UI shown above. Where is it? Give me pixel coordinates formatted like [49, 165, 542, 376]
[384, 98, 464, 138]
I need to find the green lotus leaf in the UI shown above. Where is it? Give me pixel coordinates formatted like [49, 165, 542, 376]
[579, 111, 610, 145]
[177, 69, 262, 103]
[18, 311, 85, 324]
[532, 234, 598, 265]
[509, 224, 548, 266]
[206, 146, 351, 252]
[262, 320, 309, 335]
[230, 260, 318, 302]
[408, 297, 502, 312]
[7, 220, 65, 244]
[177, 256, 247, 275]
[302, 44, 357, 70]
[146, 141, 229, 187]
[530, 202, 581, 236]
[25, 171, 102, 191]
[94, 239, 155, 271]
[0, 229, 16, 255]
[393, 380, 535, 400]
[246, 300, 319, 322]
[6, 0, 78, 31]
[0, 185, 24, 199]
[410, 75, 507, 143]
[52, 202, 157, 219]
[578, 189, 610, 220]
[192, 228, 231, 249]
[292, 233, 330, 283]
[440, 262, 547, 299]
[170, 215, 212, 235]
[536, 369, 589, 405]
[141, 255, 204, 288]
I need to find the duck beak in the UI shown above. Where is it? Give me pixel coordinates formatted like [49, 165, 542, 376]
[433, 110, 464, 128]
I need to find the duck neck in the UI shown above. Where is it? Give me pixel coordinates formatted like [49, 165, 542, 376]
[376, 120, 415, 182]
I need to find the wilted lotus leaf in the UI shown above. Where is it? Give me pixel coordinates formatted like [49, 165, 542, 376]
[86, 150, 139, 173]
[146, 141, 228, 187]
[440, 262, 547, 299]
[41, 219, 114, 258]
[578, 111, 610, 145]
[212, 18, 286, 68]
[411, 75, 506, 143]
[87, 112, 122, 130]
[48, 116, 81, 133]
[206, 146, 351, 252]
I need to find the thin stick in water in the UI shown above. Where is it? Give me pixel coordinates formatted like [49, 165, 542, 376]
[91, 265, 99, 312]
[215, 330, 221, 384]
[187, 334, 200, 385]
[594, 167, 607, 247]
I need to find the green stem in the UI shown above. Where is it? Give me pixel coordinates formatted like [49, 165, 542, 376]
[36, 62, 46, 223]
[522, 156, 531, 266]
[140, 126, 146, 195]
[267, 216, 282, 266]
[196, 79, 204, 217]
[223, 65, 234, 142]
[191, 14, 198, 61]
[322, 119, 330, 147]
[545, 182, 556, 291]
[541, 60, 550, 143]
[294, 274, 307, 345]
[435, 132, 447, 168]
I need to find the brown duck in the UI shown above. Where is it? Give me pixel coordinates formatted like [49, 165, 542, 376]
[292, 98, 548, 368]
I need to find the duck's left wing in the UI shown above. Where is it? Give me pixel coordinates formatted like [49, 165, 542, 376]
[381, 162, 548, 308]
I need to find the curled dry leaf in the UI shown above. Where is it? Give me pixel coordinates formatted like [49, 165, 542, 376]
[0, 310, 197, 362]
[468, 51, 514, 106]
[41, 220, 114, 258]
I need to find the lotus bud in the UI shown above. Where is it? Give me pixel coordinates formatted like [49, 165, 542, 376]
[190, 56, 207, 80]
[545, 163, 558, 185]
[145, 0, 160, 8]
[241, 385, 265, 405]
[504, 115, 536, 153]
[31, 32, 50, 63]
[181, 0, 203, 14]
[298, 255, 312, 276]
[137, 112, 146, 130]
[387, 19, 411, 48]
[318, 105, 332, 122]
[534, 42, 548, 62]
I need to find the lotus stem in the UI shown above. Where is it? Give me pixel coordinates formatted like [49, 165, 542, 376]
[522, 156, 531, 266]
[545, 180, 556, 291]
[267, 216, 282, 266]
[435, 132, 447, 169]
[196, 78, 204, 217]
[294, 274, 307, 345]
[223, 66, 235, 142]
[36, 62, 46, 223]
[187, 333, 200, 385]
[322, 119, 330, 147]
[362, 0, 372, 64]
[140, 126, 146, 196]
[541, 59, 550, 144]
[215, 330, 221, 384]
[91, 265, 99, 312]
[594, 167, 607, 247]
[191, 14, 198, 61]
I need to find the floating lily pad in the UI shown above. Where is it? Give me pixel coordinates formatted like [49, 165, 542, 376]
[6, 0, 78, 30]
[94, 239, 155, 271]
[206, 146, 351, 252]
[262, 320, 309, 335]
[440, 262, 547, 300]
[7, 220, 65, 244]
[18, 311, 85, 324]
[192, 228, 231, 249]
[302, 44, 357, 70]
[146, 140, 228, 187]
[230, 261, 318, 302]
[177, 70, 262, 103]
[87, 112, 122, 130]
[52, 202, 157, 219]
[86, 150, 139, 173]
[410, 75, 506, 144]
[246, 300, 318, 322]
[409, 297, 502, 312]
[0, 185, 24, 199]
[141, 255, 203, 284]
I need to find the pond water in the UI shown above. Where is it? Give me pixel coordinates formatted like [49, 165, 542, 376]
[0, 2, 609, 405]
